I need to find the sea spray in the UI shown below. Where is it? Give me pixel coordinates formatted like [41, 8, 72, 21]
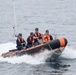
[0, 42, 50, 64]
[0, 50, 52, 65]
[0, 55, 44, 65]
[0, 42, 16, 55]
[61, 47, 76, 59]
[0, 42, 76, 64]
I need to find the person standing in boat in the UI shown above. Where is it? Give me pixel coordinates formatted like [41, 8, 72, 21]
[16, 33, 26, 50]
[42, 30, 53, 43]
[27, 32, 34, 48]
[33, 28, 42, 45]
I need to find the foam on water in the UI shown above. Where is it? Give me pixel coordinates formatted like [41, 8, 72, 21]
[61, 47, 76, 59]
[0, 50, 51, 65]
[0, 42, 16, 55]
[0, 42, 76, 65]
[0, 42, 51, 65]
[0, 55, 44, 65]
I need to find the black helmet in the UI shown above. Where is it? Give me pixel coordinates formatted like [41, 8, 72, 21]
[30, 32, 33, 36]
[46, 30, 49, 33]
[18, 33, 22, 36]
[35, 28, 39, 31]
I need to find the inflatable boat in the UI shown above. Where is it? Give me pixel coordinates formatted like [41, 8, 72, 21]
[1, 38, 67, 61]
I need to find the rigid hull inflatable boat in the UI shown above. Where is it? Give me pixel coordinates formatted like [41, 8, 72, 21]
[1, 38, 67, 61]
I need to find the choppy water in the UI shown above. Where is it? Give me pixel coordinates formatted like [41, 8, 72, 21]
[0, 0, 76, 75]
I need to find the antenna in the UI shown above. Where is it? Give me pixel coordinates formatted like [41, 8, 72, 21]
[13, 0, 18, 37]
[54, 34, 57, 39]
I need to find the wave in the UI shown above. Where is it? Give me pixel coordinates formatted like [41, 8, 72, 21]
[0, 55, 45, 65]
[61, 47, 76, 59]
[0, 42, 76, 64]
[0, 42, 16, 55]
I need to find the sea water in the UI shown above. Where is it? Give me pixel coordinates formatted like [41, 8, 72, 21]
[0, 0, 76, 75]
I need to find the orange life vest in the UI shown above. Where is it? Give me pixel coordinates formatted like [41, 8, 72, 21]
[34, 32, 41, 37]
[18, 38, 24, 43]
[42, 34, 51, 43]
[29, 36, 34, 42]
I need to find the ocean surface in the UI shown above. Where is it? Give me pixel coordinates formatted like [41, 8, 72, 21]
[0, 0, 76, 75]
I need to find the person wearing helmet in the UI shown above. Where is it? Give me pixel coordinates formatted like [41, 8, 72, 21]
[16, 33, 26, 50]
[42, 30, 53, 43]
[33, 28, 42, 45]
[27, 32, 34, 48]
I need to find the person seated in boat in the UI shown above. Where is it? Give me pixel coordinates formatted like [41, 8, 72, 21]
[33, 28, 42, 45]
[16, 33, 26, 50]
[42, 30, 53, 43]
[27, 32, 34, 48]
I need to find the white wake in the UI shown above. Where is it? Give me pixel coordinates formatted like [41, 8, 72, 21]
[0, 42, 75, 64]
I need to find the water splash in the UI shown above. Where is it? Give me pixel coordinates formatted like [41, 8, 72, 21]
[0, 42, 16, 55]
[0, 55, 45, 65]
[61, 47, 76, 59]
[0, 42, 51, 64]
[0, 42, 76, 64]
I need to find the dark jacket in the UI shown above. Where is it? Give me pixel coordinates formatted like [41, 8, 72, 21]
[16, 38, 25, 50]
[27, 36, 34, 48]
[34, 32, 41, 43]
[50, 35, 53, 40]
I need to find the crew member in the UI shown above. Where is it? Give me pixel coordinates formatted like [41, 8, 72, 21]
[27, 32, 34, 48]
[42, 30, 53, 43]
[16, 33, 26, 50]
[33, 28, 42, 45]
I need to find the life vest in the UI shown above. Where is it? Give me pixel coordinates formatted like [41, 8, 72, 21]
[28, 36, 34, 42]
[18, 38, 24, 43]
[34, 32, 41, 37]
[42, 34, 51, 43]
